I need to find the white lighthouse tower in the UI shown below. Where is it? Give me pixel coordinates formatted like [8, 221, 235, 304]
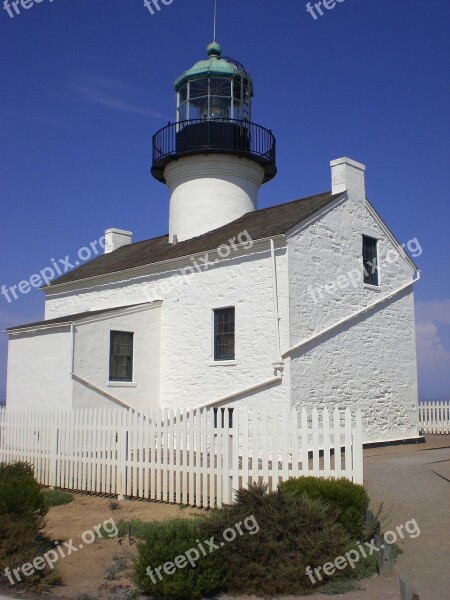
[151, 41, 277, 242]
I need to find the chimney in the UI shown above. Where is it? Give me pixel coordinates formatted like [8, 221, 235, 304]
[104, 228, 132, 254]
[330, 157, 366, 200]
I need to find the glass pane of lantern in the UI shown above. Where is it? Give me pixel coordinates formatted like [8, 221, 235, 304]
[179, 85, 188, 103]
[210, 78, 232, 99]
[178, 101, 188, 121]
[199, 97, 229, 120]
[189, 78, 209, 99]
[233, 79, 243, 104]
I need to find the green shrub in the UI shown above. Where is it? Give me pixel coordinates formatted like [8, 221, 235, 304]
[196, 482, 354, 596]
[105, 518, 154, 541]
[280, 476, 370, 539]
[0, 462, 59, 591]
[43, 488, 73, 507]
[133, 518, 226, 600]
[0, 462, 48, 529]
[318, 544, 377, 594]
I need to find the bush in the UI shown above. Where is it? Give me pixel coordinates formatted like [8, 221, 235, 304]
[43, 488, 73, 507]
[0, 462, 59, 591]
[133, 518, 226, 600]
[280, 476, 370, 539]
[109, 518, 156, 541]
[196, 482, 354, 596]
[0, 462, 48, 530]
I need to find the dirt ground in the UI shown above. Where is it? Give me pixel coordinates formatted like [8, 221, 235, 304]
[48, 494, 203, 599]
[18, 494, 202, 600]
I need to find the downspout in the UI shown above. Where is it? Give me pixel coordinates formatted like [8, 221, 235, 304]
[194, 238, 284, 411]
[270, 238, 284, 369]
[282, 272, 421, 358]
[70, 322, 75, 374]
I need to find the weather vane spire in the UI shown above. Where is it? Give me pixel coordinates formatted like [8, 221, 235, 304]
[213, 0, 217, 42]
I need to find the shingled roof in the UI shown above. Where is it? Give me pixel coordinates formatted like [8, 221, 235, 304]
[49, 191, 340, 287]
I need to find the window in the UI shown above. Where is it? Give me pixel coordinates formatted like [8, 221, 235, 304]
[362, 236, 379, 286]
[109, 331, 134, 381]
[214, 307, 235, 360]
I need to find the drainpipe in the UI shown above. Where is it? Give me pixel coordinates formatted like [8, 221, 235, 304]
[270, 238, 284, 370]
[70, 322, 75, 374]
[194, 238, 284, 411]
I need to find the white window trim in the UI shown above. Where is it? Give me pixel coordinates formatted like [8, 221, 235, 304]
[207, 360, 237, 367]
[363, 284, 382, 293]
[211, 305, 236, 362]
[362, 234, 382, 288]
[107, 329, 135, 384]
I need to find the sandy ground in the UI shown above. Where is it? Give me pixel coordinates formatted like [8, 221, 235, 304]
[1, 495, 203, 600]
[46, 495, 203, 599]
[1, 435, 449, 600]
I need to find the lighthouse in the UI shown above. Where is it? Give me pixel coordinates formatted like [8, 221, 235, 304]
[151, 41, 277, 242]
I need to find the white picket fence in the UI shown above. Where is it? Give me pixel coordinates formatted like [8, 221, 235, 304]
[418, 401, 450, 434]
[0, 406, 363, 507]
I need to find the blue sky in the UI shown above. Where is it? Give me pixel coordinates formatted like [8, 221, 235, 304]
[0, 0, 449, 403]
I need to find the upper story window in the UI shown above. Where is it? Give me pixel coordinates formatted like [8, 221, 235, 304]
[362, 235, 379, 286]
[109, 331, 134, 381]
[214, 307, 235, 360]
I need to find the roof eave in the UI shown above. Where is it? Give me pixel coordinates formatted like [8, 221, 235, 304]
[43, 234, 288, 295]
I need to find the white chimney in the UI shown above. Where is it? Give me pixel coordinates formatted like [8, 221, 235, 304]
[330, 157, 366, 200]
[104, 228, 133, 254]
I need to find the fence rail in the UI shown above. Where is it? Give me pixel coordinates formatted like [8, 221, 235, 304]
[0, 406, 363, 507]
[418, 401, 450, 434]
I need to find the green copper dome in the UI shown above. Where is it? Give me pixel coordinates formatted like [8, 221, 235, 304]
[206, 41, 222, 56]
[174, 42, 253, 93]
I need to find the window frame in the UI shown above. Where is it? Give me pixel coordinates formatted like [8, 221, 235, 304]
[213, 307, 235, 361]
[362, 235, 380, 287]
[109, 330, 134, 382]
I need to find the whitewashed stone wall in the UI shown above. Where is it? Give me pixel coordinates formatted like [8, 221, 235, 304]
[7, 327, 73, 410]
[44, 244, 291, 412]
[166, 155, 264, 242]
[72, 305, 161, 411]
[287, 194, 419, 442]
[30, 157, 419, 442]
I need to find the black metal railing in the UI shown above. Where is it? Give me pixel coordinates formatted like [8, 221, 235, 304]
[151, 118, 276, 183]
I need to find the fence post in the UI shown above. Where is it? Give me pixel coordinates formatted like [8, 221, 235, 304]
[221, 408, 232, 505]
[118, 410, 129, 500]
[49, 426, 59, 487]
[352, 407, 364, 484]
[365, 508, 380, 533]
[400, 575, 420, 600]
[376, 533, 394, 577]
[50, 412, 59, 488]
[231, 408, 239, 501]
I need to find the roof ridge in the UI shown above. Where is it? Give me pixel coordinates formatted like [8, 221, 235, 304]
[48, 190, 338, 287]
[247, 190, 333, 215]
[112, 191, 335, 252]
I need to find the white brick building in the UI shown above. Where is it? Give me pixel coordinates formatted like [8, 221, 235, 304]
[5, 42, 420, 443]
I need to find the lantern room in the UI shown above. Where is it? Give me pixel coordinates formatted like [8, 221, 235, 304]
[151, 42, 277, 185]
[174, 42, 252, 122]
